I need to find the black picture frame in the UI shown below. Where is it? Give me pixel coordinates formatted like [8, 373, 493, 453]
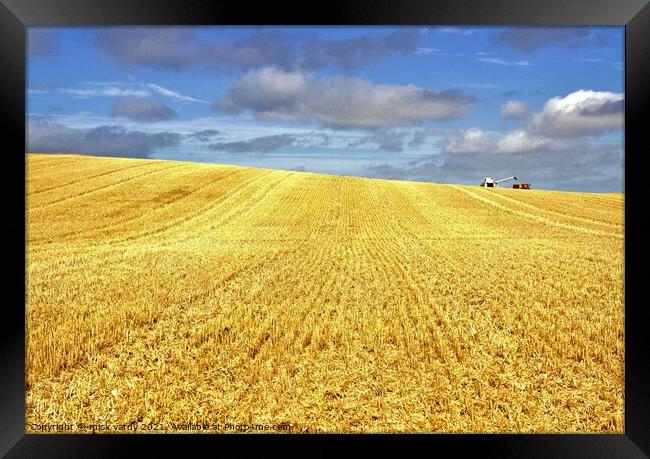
[2, 0, 648, 456]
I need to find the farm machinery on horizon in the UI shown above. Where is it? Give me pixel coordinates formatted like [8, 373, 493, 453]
[480, 176, 531, 189]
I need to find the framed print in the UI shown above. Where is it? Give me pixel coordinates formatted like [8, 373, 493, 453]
[2, 0, 648, 456]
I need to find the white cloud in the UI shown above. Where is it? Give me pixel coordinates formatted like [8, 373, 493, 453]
[495, 90, 624, 153]
[501, 100, 529, 119]
[444, 127, 494, 154]
[214, 67, 475, 129]
[496, 129, 565, 154]
[530, 89, 624, 137]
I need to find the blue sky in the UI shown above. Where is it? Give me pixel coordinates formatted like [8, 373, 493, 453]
[27, 26, 624, 192]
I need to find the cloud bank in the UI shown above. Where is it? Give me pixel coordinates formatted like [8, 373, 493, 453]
[209, 134, 296, 153]
[188, 129, 220, 142]
[95, 28, 423, 72]
[28, 118, 180, 158]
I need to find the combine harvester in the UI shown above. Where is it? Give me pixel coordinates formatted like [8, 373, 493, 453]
[479, 176, 517, 188]
[479, 176, 532, 189]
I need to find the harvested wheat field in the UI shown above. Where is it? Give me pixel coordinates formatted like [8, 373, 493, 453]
[26, 153, 624, 433]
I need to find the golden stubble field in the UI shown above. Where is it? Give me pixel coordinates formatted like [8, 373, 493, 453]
[26, 153, 624, 433]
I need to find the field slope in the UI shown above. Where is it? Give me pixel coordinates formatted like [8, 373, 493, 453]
[26, 153, 624, 433]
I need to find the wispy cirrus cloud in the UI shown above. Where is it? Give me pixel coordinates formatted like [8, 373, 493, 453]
[31, 81, 208, 104]
[56, 87, 151, 98]
[477, 57, 533, 66]
[146, 84, 209, 103]
[416, 47, 464, 57]
[416, 47, 441, 55]
[578, 58, 604, 63]
[437, 27, 475, 36]
[576, 58, 624, 71]
[493, 27, 605, 52]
